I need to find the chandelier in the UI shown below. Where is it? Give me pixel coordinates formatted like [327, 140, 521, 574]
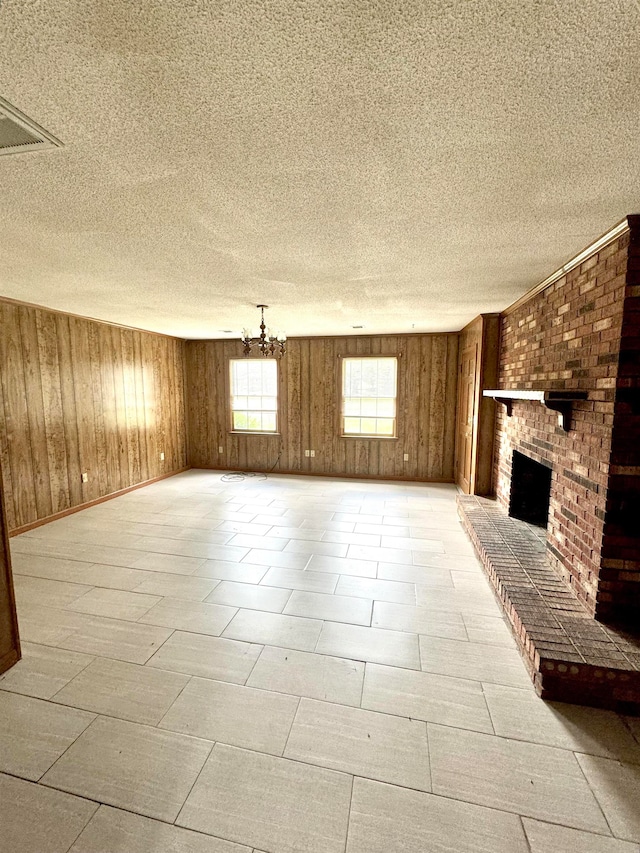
[241, 304, 286, 358]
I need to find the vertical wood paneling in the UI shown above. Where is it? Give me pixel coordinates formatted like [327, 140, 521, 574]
[0, 462, 20, 674]
[0, 299, 187, 533]
[186, 333, 459, 482]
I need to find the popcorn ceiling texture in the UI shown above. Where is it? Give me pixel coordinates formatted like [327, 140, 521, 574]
[0, 0, 639, 338]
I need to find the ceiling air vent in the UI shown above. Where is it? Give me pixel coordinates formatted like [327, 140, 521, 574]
[0, 95, 62, 156]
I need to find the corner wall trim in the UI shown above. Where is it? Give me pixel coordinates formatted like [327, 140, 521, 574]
[503, 217, 631, 317]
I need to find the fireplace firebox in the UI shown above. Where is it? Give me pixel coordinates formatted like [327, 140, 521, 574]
[509, 451, 552, 528]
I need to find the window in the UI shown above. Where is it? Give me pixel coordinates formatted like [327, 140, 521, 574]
[341, 356, 398, 437]
[229, 359, 278, 433]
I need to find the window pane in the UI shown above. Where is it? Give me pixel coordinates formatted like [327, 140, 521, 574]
[360, 417, 377, 435]
[262, 412, 277, 431]
[230, 359, 278, 432]
[341, 357, 397, 437]
[361, 398, 377, 417]
[233, 411, 248, 430]
[376, 418, 395, 435]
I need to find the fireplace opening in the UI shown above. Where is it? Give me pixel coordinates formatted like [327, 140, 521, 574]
[509, 450, 552, 527]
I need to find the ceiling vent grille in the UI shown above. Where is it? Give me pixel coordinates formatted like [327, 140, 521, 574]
[0, 96, 62, 156]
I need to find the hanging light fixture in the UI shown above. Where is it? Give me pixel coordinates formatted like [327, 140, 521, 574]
[240, 304, 286, 358]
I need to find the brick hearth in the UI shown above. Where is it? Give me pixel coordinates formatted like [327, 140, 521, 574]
[458, 495, 640, 712]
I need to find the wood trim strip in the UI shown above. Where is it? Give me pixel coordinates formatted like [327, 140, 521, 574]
[191, 463, 455, 484]
[8, 467, 190, 537]
[503, 218, 631, 317]
[0, 295, 184, 341]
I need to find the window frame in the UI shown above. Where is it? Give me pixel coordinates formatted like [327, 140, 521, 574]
[338, 354, 400, 440]
[227, 356, 280, 435]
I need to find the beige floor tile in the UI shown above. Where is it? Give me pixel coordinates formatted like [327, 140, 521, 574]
[377, 561, 454, 586]
[70, 563, 154, 591]
[227, 532, 289, 550]
[42, 716, 212, 823]
[0, 691, 95, 780]
[177, 744, 352, 853]
[11, 552, 94, 582]
[307, 554, 377, 577]
[462, 612, 516, 646]
[626, 716, 640, 744]
[285, 698, 430, 791]
[14, 601, 82, 645]
[380, 535, 444, 552]
[129, 552, 207, 574]
[146, 630, 262, 683]
[57, 614, 173, 664]
[247, 645, 364, 706]
[316, 622, 421, 669]
[159, 676, 298, 754]
[70, 805, 250, 852]
[139, 598, 237, 636]
[284, 538, 349, 558]
[334, 512, 383, 524]
[66, 587, 161, 620]
[415, 585, 502, 615]
[131, 536, 240, 560]
[322, 530, 381, 547]
[522, 818, 639, 853]
[372, 601, 467, 639]
[205, 580, 292, 612]
[346, 777, 529, 853]
[347, 544, 413, 564]
[131, 572, 220, 600]
[0, 772, 98, 853]
[218, 520, 272, 535]
[336, 575, 416, 605]
[245, 548, 311, 569]
[14, 575, 92, 608]
[260, 565, 339, 593]
[53, 657, 189, 725]
[0, 642, 93, 699]
[419, 635, 531, 688]
[222, 609, 323, 652]
[576, 754, 640, 842]
[362, 663, 493, 733]
[483, 684, 640, 762]
[268, 525, 326, 541]
[195, 559, 268, 583]
[284, 590, 372, 625]
[429, 723, 610, 833]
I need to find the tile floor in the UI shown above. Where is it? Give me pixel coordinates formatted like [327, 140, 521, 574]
[1, 469, 640, 853]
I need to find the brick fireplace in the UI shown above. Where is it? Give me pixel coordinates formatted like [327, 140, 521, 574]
[458, 215, 640, 710]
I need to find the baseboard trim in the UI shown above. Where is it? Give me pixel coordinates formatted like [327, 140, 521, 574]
[189, 464, 454, 485]
[9, 467, 191, 537]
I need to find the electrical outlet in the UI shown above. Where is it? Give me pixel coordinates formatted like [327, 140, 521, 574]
[160, 451, 165, 461]
[403, 453, 409, 461]
[218, 446, 224, 454]
[81, 472, 88, 483]
[304, 450, 310, 457]
[310, 450, 315, 457]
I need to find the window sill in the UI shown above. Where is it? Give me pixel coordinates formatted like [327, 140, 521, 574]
[340, 435, 399, 441]
[228, 431, 281, 437]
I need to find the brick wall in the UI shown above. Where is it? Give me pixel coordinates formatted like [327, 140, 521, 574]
[494, 222, 635, 619]
[601, 218, 640, 620]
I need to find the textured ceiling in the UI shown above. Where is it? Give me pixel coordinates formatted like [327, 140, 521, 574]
[0, 0, 639, 339]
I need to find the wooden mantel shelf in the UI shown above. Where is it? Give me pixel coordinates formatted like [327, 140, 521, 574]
[482, 389, 588, 431]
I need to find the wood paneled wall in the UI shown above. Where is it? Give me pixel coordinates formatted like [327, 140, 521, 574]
[186, 333, 459, 481]
[0, 465, 20, 674]
[455, 314, 500, 495]
[0, 299, 187, 532]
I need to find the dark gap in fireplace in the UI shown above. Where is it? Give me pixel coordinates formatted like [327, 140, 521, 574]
[509, 450, 552, 527]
